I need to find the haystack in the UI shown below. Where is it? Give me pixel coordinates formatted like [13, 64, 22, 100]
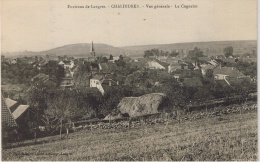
[117, 93, 167, 117]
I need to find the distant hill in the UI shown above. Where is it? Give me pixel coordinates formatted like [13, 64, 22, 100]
[2, 40, 257, 58]
[2, 43, 131, 59]
[121, 40, 257, 57]
[37, 43, 130, 58]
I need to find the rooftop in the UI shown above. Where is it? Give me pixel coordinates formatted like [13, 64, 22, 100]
[12, 105, 30, 120]
[213, 66, 245, 78]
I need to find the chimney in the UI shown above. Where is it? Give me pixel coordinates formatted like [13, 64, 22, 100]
[109, 80, 112, 86]
[232, 67, 234, 70]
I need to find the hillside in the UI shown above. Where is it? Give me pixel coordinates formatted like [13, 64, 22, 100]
[2, 104, 257, 161]
[2, 40, 257, 58]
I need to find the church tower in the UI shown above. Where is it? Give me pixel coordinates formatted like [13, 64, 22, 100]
[90, 41, 95, 57]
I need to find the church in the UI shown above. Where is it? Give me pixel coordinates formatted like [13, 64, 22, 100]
[87, 41, 96, 62]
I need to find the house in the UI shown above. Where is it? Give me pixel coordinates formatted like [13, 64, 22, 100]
[201, 64, 216, 76]
[10, 59, 17, 64]
[69, 65, 79, 78]
[31, 73, 57, 89]
[146, 61, 166, 70]
[98, 62, 118, 73]
[5, 98, 20, 113]
[213, 66, 249, 86]
[58, 60, 75, 69]
[108, 56, 120, 63]
[128, 58, 148, 69]
[90, 74, 119, 95]
[12, 105, 30, 121]
[60, 78, 74, 89]
[208, 59, 219, 67]
[168, 62, 181, 73]
[1, 95, 17, 127]
[3, 96, 40, 128]
[199, 59, 219, 76]
[213, 66, 245, 79]
[178, 60, 189, 70]
[90, 74, 103, 88]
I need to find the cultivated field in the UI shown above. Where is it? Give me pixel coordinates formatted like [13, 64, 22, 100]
[2, 109, 257, 161]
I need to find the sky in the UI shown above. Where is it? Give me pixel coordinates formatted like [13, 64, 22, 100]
[1, 0, 257, 52]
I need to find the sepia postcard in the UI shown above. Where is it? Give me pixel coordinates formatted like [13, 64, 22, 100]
[1, 0, 257, 161]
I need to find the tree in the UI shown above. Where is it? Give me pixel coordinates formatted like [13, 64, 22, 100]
[223, 46, 233, 58]
[234, 60, 257, 77]
[27, 86, 49, 114]
[115, 55, 126, 68]
[205, 69, 213, 78]
[45, 90, 86, 139]
[169, 50, 179, 57]
[143, 49, 160, 58]
[109, 54, 113, 60]
[187, 47, 204, 60]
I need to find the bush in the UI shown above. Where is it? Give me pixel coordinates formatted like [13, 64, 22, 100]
[2, 123, 19, 146]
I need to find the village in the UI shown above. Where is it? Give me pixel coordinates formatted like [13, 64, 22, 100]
[1, 41, 257, 145]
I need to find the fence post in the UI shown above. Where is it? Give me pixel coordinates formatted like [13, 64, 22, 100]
[34, 128, 37, 144]
[90, 122, 93, 133]
[128, 117, 131, 129]
[60, 120, 63, 140]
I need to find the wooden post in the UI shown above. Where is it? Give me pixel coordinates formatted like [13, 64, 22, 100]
[60, 120, 63, 140]
[90, 122, 93, 133]
[128, 117, 131, 129]
[34, 128, 37, 144]
[177, 110, 180, 124]
[66, 128, 69, 139]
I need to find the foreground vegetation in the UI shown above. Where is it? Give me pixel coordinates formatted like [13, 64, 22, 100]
[2, 109, 257, 161]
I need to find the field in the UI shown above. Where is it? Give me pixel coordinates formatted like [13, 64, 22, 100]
[2, 108, 257, 161]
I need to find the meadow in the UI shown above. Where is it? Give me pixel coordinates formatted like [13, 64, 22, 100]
[2, 108, 257, 161]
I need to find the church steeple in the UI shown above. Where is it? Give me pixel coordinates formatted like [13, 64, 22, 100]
[90, 41, 95, 57]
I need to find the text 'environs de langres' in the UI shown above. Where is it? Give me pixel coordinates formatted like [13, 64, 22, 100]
[67, 4, 140, 9]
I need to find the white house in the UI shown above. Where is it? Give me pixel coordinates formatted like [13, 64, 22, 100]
[146, 61, 165, 70]
[90, 75, 103, 88]
[58, 60, 75, 69]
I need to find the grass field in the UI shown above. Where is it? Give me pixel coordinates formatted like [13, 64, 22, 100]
[2, 110, 257, 161]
